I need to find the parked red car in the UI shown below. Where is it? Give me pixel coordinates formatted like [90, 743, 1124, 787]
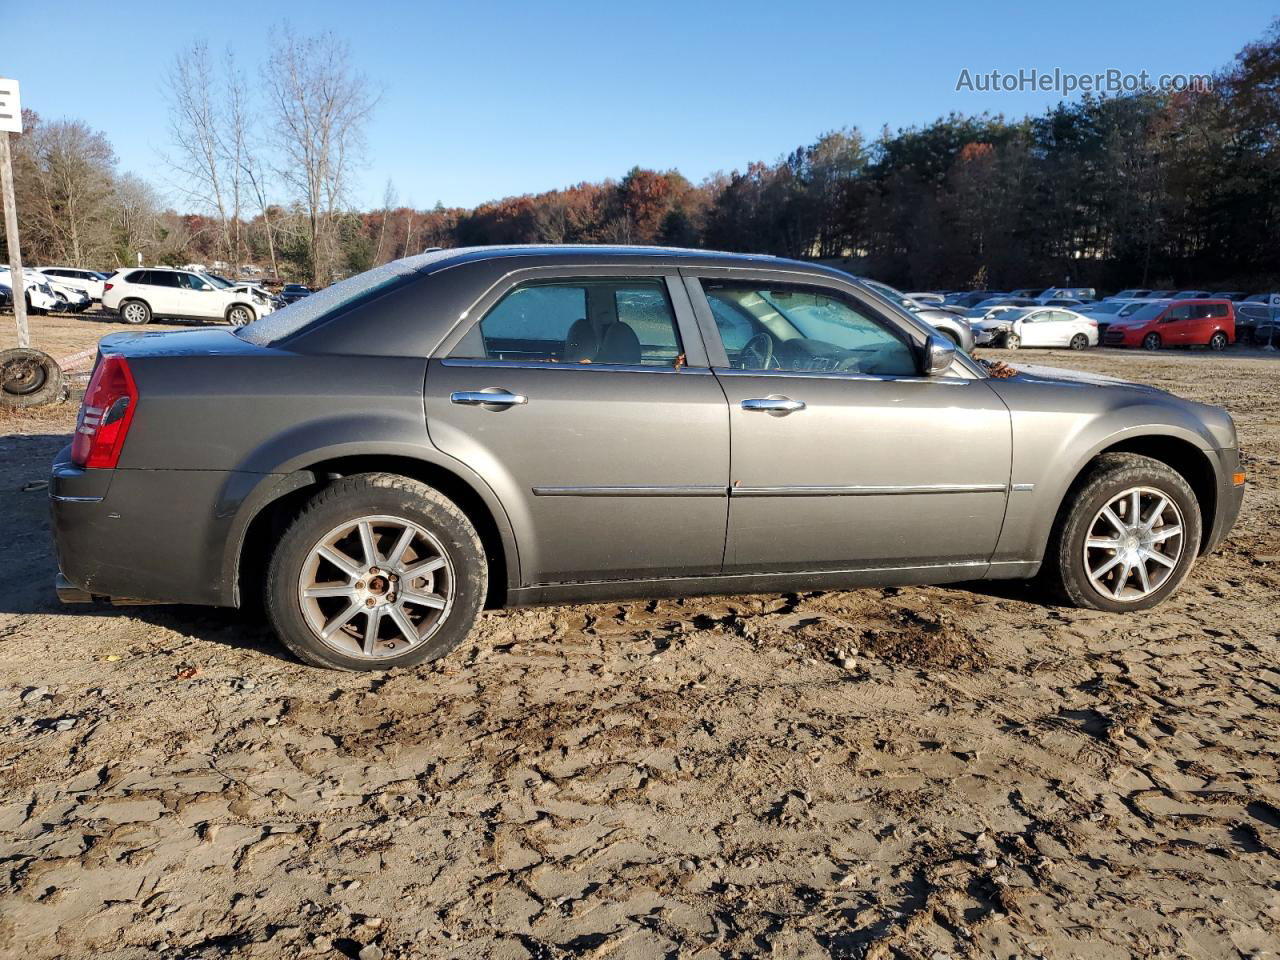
[1103, 299, 1235, 350]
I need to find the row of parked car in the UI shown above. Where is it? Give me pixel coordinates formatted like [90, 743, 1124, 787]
[871, 281, 1280, 353]
[0, 264, 316, 326]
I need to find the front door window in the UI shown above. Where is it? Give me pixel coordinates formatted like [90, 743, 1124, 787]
[702, 282, 917, 377]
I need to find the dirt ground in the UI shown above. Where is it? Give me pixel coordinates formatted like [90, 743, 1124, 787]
[1, 313, 1278, 960]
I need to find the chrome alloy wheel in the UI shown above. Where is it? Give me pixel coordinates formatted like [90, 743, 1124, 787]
[297, 515, 455, 659]
[1083, 486, 1185, 602]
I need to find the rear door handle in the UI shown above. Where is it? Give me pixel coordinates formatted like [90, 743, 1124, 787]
[741, 396, 805, 413]
[450, 390, 528, 407]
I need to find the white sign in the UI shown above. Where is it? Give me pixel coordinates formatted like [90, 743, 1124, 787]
[0, 79, 22, 134]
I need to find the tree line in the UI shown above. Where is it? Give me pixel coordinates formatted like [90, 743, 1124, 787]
[3, 19, 1276, 292]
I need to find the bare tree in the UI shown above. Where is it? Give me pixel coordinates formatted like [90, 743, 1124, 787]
[110, 174, 163, 267]
[163, 42, 238, 264]
[375, 178, 396, 264]
[14, 117, 116, 265]
[224, 52, 280, 278]
[263, 30, 376, 286]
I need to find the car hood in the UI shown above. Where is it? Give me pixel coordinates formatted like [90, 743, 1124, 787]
[974, 314, 1015, 330]
[1008, 363, 1162, 393]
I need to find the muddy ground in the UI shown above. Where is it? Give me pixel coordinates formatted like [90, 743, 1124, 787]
[1, 316, 1278, 960]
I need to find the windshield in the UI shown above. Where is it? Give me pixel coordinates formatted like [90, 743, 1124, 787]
[1121, 303, 1166, 325]
[862, 279, 910, 307]
[200, 273, 233, 288]
[1085, 301, 1125, 314]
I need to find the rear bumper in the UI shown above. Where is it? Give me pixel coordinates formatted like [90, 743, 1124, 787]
[49, 444, 261, 607]
[55, 572, 92, 603]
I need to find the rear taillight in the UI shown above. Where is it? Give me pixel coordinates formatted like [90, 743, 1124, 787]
[103, 282, 113, 292]
[71, 354, 138, 468]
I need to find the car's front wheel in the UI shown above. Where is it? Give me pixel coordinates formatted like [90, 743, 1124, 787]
[120, 300, 151, 325]
[1142, 332, 1161, 351]
[1004, 332, 1020, 350]
[1046, 453, 1201, 612]
[265, 473, 488, 671]
[226, 304, 254, 327]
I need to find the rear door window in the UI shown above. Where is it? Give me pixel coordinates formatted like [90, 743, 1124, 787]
[451, 278, 683, 366]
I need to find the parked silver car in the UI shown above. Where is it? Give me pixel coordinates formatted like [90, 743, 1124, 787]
[859, 278, 976, 352]
[50, 246, 1244, 671]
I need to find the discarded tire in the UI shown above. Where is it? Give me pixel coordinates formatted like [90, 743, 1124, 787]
[0, 348, 64, 409]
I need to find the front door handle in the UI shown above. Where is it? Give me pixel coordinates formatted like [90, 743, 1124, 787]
[451, 390, 528, 407]
[741, 396, 805, 414]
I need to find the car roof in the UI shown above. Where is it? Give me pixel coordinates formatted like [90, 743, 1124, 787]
[407, 244, 835, 277]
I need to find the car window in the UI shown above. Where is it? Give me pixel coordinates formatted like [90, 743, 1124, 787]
[702, 282, 916, 376]
[707, 296, 755, 352]
[1167, 304, 1192, 321]
[451, 278, 683, 366]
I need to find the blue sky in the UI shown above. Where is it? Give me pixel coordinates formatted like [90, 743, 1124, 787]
[6, 0, 1275, 211]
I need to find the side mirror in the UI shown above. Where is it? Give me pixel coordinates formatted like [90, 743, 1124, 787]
[924, 332, 957, 375]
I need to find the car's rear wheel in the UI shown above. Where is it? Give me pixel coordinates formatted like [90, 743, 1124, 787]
[120, 300, 151, 325]
[1069, 333, 1089, 350]
[1208, 331, 1228, 351]
[1046, 453, 1201, 613]
[1142, 332, 1161, 351]
[226, 304, 254, 327]
[265, 473, 487, 671]
[1004, 332, 1020, 350]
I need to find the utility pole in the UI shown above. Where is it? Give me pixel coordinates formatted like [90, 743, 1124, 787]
[0, 78, 28, 349]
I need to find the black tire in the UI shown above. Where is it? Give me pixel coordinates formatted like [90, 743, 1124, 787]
[226, 304, 254, 327]
[1004, 332, 1020, 350]
[120, 300, 151, 325]
[265, 473, 487, 671]
[0, 348, 63, 409]
[1142, 332, 1161, 351]
[1069, 333, 1089, 351]
[1044, 453, 1201, 613]
[1208, 331, 1228, 351]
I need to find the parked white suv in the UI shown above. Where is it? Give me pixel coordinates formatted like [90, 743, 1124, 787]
[39, 267, 109, 301]
[102, 267, 274, 326]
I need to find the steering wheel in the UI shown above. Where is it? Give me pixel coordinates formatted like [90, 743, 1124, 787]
[740, 332, 775, 370]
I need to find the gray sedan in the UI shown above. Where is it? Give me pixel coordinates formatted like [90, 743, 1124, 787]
[50, 247, 1244, 671]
